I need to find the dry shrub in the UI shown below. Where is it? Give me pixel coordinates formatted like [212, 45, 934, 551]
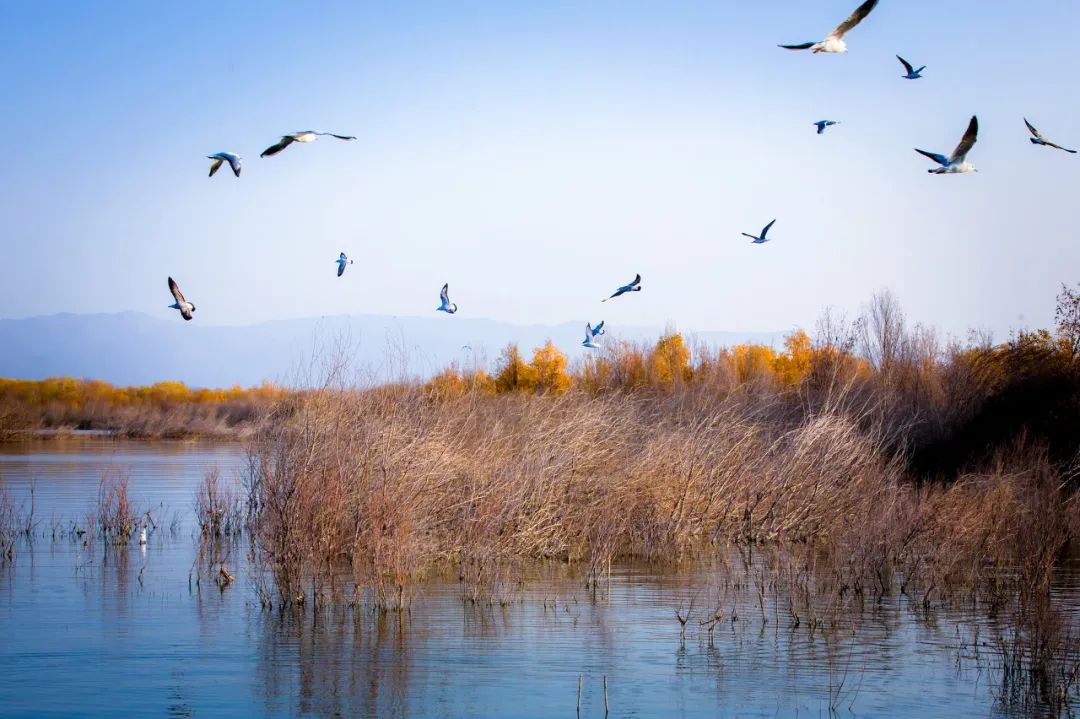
[0, 481, 17, 563]
[96, 472, 139, 543]
[195, 467, 242, 538]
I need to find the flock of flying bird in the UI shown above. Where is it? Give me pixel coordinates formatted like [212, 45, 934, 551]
[169, 0, 1076, 353]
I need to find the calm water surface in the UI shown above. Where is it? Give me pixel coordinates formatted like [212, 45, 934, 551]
[0, 439, 1069, 717]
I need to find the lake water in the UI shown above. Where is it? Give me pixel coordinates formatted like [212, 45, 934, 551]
[0, 438, 1074, 718]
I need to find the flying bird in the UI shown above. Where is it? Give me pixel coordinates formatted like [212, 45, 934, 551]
[814, 120, 839, 135]
[336, 252, 353, 277]
[589, 321, 605, 337]
[1024, 119, 1076, 154]
[260, 131, 356, 158]
[167, 277, 195, 321]
[915, 116, 980, 174]
[437, 283, 458, 314]
[603, 274, 641, 302]
[207, 152, 241, 177]
[779, 0, 879, 54]
[742, 219, 776, 244]
[897, 55, 926, 80]
[582, 323, 602, 349]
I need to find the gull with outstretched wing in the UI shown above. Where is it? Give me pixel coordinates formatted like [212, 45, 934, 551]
[167, 277, 196, 321]
[1025, 118, 1076, 154]
[915, 116, 979, 174]
[261, 131, 356, 158]
[780, 0, 879, 54]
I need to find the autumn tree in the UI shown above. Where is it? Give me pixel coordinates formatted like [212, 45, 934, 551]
[494, 344, 537, 393]
[648, 333, 692, 387]
[772, 329, 812, 386]
[530, 341, 571, 395]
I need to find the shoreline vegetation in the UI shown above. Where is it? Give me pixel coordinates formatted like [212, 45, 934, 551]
[3, 287, 1080, 711]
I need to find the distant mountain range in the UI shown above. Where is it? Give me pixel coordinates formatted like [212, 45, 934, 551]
[0, 312, 782, 388]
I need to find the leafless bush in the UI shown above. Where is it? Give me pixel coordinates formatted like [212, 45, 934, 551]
[96, 472, 139, 543]
[194, 467, 242, 538]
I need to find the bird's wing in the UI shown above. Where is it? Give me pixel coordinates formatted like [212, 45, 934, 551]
[585, 324, 593, 341]
[208, 158, 223, 177]
[828, 0, 879, 39]
[315, 132, 356, 141]
[779, 42, 816, 50]
[1024, 118, 1042, 139]
[949, 116, 979, 163]
[741, 233, 758, 240]
[337, 262, 345, 277]
[1045, 140, 1078, 153]
[897, 55, 914, 74]
[631, 273, 641, 287]
[762, 219, 776, 238]
[595, 321, 605, 334]
[816, 124, 826, 134]
[915, 148, 949, 167]
[168, 277, 186, 305]
[440, 284, 450, 304]
[260, 136, 295, 157]
[226, 154, 241, 176]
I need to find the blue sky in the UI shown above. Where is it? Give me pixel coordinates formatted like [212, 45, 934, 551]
[2, 0, 1078, 341]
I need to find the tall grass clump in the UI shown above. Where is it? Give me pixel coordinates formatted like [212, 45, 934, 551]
[240, 286, 1080, 622]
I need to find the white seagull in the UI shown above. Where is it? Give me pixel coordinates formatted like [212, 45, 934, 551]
[167, 277, 196, 321]
[897, 55, 926, 80]
[437, 283, 458, 314]
[780, 0, 879, 54]
[742, 219, 776, 244]
[207, 152, 241, 177]
[814, 120, 840, 135]
[336, 252, 353, 277]
[603, 274, 642, 302]
[260, 131, 356, 158]
[1025, 118, 1076, 154]
[139, 528, 147, 545]
[582, 323, 602, 349]
[915, 116, 979, 174]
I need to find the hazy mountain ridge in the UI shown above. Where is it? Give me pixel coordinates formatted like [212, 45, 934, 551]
[0, 312, 782, 388]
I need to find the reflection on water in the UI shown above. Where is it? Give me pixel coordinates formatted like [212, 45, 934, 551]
[0, 438, 1076, 717]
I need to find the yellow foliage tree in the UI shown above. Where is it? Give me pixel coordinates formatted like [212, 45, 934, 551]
[648, 333, 692, 387]
[726, 344, 778, 384]
[773, 329, 813, 386]
[530, 341, 571, 395]
[494, 344, 537, 393]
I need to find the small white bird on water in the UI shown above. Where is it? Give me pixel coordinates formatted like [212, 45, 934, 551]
[437, 283, 458, 314]
[1025, 119, 1076, 154]
[336, 252, 353, 277]
[260, 131, 356, 158]
[603, 274, 642, 302]
[814, 120, 839, 135]
[916, 116, 979, 174]
[897, 55, 926, 80]
[780, 0, 879, 54]
[742, 219, 776, 244]
[167, 277, 196, 321]
[582, 323, 602, 349]
[207, 152, 241, 177]
[139, 528, 147, 545]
